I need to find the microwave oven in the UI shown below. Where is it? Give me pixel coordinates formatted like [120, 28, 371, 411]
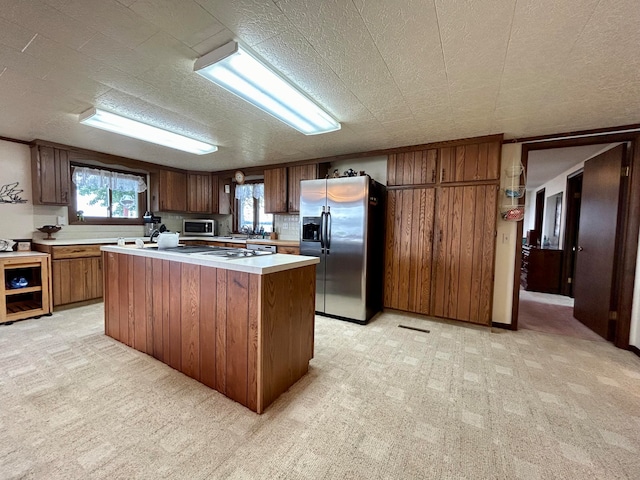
[183, 219, 216, 237]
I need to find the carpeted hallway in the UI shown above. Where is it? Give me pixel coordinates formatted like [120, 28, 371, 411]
[1, 304, 639, 479]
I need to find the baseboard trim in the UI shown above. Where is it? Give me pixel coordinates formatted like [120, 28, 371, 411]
[629, 345, 640, 358]
[491, 321, 515, 331]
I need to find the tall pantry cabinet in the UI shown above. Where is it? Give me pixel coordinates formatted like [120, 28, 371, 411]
[384, 136, 501, 326]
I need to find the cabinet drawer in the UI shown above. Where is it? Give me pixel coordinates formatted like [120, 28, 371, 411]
[277, 246, 300, 255]
[52, 245, 102, 259]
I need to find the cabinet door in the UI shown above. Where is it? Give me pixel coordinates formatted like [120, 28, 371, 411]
[431, 185, 497, 325]
[277, 246, 300, 255]
[32, 146, 71, 205]
[210, 174, 220, 213]
[264, 167, 288, 213]
[187, 173, 212, 213]
[439, 141, 500, 183]
[387, 149, 438, 186]
[159, 170, 187, 212]
[52, 257, 103, 306]
[288, 164, 318, 212]
[383, 188, 436, 314]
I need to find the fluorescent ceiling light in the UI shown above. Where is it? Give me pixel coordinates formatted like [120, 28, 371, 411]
[78, 108, 218, 155]
[194, 41, 341, 135]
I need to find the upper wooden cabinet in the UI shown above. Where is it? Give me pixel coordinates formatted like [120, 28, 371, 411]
[387, 149, 438, 187]
[439, 141, 500, 183]
[265, 164, 327, 213]
[30, 145, 71, 205]
[187, 173, 213, 214]
[158, 170, 187, 212]
[288, 164, 322, 213]
[264, 167, 288, 213]
[387, 141, 501, 187]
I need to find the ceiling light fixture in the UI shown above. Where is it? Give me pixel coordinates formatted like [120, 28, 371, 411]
[78, 108, 218, 155]
[194, 41, 341, 135]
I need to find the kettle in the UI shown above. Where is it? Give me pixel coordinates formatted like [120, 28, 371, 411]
[156, 232, 179, 249]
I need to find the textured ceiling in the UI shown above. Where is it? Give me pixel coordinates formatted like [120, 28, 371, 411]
[0, 0, 638, 171]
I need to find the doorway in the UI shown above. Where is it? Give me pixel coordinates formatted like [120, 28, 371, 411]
[511, 131, 639, 350]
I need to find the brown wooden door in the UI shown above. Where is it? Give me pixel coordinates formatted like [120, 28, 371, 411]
[431, 185, 497, 325]
[573, 144, 625, 339]
[52, 257, 103, 306]
[387, 149, 438, 186]
[187, 173, 212, 213]
[288, 164, 318, 212]
[383, 188, 436, 314]
[264, 167, 288, 213]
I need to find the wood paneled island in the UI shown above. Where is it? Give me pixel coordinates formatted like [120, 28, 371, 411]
[101, 245, 318, 413]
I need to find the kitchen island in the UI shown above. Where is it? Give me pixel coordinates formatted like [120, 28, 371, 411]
[101, 245, 318, 413]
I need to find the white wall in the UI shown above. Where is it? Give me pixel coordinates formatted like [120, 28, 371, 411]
[330, 156, 388, 185]
[491, 143, 521, 325]
[0, 140, 34, 239]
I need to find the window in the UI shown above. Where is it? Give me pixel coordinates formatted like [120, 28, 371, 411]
[69, 164, 147, 224]
[235, 183, 272, 233]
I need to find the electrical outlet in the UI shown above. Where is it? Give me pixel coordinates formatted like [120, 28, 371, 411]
[57, 215, 66, 225]
[224, 184, 230, 194]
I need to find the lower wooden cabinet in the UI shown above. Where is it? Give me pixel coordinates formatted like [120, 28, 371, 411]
[277, 246, 300, 255]
[34, 244, 104, 307]
[521, 246, 563, 293]
[51, 257, 103, 306]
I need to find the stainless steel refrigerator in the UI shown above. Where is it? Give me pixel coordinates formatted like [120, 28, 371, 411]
[300, 176, 385, 324]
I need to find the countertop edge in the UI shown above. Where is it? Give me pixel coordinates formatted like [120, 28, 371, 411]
[100, 245, 317, 275]
[33, 237, 300, 247]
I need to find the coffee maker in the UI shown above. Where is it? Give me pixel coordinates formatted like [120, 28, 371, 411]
[143, 211, 162, 237]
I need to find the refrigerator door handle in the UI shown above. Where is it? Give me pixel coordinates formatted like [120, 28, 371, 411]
[320, 207, 326, 250]
[326, 207, 331, 252]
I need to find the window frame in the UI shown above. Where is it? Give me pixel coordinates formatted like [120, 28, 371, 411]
[233, 180, 272, 233]
[68, 162, 147, 226]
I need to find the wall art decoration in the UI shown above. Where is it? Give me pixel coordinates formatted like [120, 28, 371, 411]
[0, 182, 27, 204]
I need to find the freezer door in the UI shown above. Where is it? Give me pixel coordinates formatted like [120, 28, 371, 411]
[324, 176, 369, 320]
[299, 179, 327, 313]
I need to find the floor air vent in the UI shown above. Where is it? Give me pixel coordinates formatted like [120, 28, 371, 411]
[398, 324, 430, 333]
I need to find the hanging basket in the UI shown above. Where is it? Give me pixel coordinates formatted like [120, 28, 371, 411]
[505, 165, 524, 178]
[504, 185, 526, 198]
[500, 205, 525, 221]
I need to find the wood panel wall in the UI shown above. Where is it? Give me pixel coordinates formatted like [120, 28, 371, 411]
[103, 252, 315, 413]
[431, 185, 497, 324]
[384, 188, 435, 314]
[384, 137, 501, 326]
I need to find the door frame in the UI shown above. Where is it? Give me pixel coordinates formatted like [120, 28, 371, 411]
[510, 131, 640, 349]
[560, 171, 583, 297]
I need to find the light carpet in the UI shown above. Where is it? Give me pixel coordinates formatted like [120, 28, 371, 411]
[1, 304, 640, 479]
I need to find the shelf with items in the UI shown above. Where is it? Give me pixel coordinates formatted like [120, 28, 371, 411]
[500, 163, 526, 221]
[0, 254, 52, 324]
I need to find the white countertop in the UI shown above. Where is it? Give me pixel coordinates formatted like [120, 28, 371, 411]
[101, 245, 317, 275]
[0, 251, 49, 258]
[33, 236, 298, 247]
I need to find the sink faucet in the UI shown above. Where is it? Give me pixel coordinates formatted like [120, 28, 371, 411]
[150, 229, 160, 242]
